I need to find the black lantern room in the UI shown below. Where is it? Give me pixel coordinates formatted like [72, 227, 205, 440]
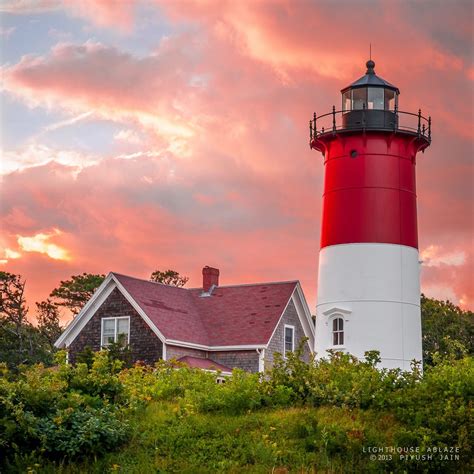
[341, 60, 399, 130]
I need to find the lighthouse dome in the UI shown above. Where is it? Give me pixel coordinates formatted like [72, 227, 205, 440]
[342, 60, 399, 95]
[309, 59, 431, 148]
[340, 60, 400, 128]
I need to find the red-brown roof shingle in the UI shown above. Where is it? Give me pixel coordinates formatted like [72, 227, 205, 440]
[177, 356, 232, 373]
[113, 273, 297, 347]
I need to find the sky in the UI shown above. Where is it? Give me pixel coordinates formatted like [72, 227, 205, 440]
[1, 0, 473, 324]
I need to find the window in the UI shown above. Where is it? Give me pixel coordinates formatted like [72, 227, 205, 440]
[101, 317, 130, 347]
[367, 88, 384, 110]
[351, 88, 367, 110]
[284, 325, 294, 356]
[384, 89, 396, 110]
[332, 318, 344, 346]
[342, 90, 352, 111]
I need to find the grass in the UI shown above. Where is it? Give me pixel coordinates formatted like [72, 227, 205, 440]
[13, 403, 406, 474]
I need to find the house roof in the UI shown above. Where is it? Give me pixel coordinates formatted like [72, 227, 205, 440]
[177, 356, 232, 373]
[112, 272, 298, 347]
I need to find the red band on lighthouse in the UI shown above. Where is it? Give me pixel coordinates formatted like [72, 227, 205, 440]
[319, 132, 421, 249]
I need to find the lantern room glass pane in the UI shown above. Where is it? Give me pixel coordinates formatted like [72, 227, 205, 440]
[342, 90, 351, 111]
[352, 88, 367, 110]
[368, 88, 384, 110]
[384, 89, 396, 110]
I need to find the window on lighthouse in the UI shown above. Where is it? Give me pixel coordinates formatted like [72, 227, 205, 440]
[384, 89, 397, 111]
[342, 90, 351, 111]
[352, 88, 367, 110]
[332, 318, 344, 346]
[367, 88, 384, 110]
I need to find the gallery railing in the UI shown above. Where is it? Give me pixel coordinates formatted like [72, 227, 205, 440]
[309, 106, 431, 143]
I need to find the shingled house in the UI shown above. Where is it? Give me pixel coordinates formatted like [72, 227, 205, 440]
[55, 266, 314, 373]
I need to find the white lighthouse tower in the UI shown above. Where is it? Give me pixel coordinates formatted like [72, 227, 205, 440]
[310, 60, 431, 370]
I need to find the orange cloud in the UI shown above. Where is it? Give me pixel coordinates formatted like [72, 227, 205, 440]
[421, 245, 466, 267]
[17, 229, 71, 261]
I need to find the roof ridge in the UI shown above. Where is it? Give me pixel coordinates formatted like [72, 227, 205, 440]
[111, 272, 189, 291]
[187, 280, 299, 290]
[112, 272, 298, 291]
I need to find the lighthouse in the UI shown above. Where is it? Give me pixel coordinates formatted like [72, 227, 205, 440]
[310, 60, 431, 370]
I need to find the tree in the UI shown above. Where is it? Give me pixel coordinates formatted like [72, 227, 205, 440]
[421, 294, 473, 366]
[50, 273, 105, 315]
[150, 269, 189, 287]
[36, 299, 62, 346]
[0, 271, 30, 363]
[0, 272, 52, 367]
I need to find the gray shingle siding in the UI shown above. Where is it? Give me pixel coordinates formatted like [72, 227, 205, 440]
[265, 299, 311, 370]
[68, 288, 163, 365]
[210, 350, 260, 373]
[166, 346, 259, 372]
[166, 345, 208, 360]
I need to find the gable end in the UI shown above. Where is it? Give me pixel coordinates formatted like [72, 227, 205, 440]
[68, 287, 163, 365]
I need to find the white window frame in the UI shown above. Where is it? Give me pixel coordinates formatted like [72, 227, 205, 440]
[331, 315, 345, 348]
[101, 316, 130, 347]
[283, 324, 295, 357]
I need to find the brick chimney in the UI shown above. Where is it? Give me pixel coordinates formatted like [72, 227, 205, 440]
[202, 266, 219, 292]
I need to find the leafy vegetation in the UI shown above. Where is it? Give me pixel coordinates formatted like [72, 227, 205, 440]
[0, 272, 57, 367]
[0, 346, 472, 473]
[421, 293, 473, 366]
[49, 273, 106, 316]
[149, 269, 189, 287]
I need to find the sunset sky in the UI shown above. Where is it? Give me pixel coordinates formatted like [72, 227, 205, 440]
[1, 0, 473, 323]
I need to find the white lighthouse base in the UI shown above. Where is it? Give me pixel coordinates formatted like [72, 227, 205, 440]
[315, 243, 423, 371]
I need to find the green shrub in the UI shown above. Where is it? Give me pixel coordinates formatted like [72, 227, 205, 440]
[184, 369, 264, 414]
[1, 345, 472, 472]
[0, 351, 130, 464]
[38, 406, 129, 457]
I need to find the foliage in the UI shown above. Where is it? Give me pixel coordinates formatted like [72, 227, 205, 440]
[0, 273, 63, 369]
[1, 352, 471, 473]
[0, 272, 30, 362]
[105, 334, 134, 368]
[49, 273, 105, 316]
[421, 294, 473, 366]
[149, 269, 189, 287]
[35, 299, 62, 347]
[75, 346, 95, 369]
[0, 351, 129, 464]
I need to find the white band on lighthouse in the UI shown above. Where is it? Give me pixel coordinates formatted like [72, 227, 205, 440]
[314, 243, 422, 370]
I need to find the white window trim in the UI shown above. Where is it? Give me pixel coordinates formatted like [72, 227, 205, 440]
[101, 316, 131, 348]
[283, 324, 295, 357]
[329, 314, 345, 349]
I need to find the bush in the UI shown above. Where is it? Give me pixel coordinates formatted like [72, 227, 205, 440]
[184, 369, 264, 414]
[0, 351, 130, 463]
[37, 406, 129, 457]
[1, 346, 472, 472]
